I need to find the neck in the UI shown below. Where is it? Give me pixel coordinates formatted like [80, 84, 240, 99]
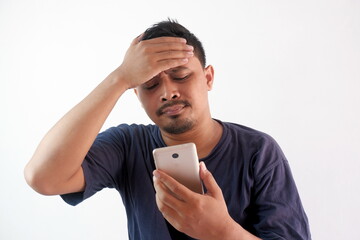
[160, 118, 223, 159]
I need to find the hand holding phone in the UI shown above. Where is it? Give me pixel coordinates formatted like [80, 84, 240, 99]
[152, 143, 204, 194]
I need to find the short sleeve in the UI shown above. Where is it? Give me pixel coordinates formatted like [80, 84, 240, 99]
[253, 159, 311, 239]
[60, 126, 126, 206]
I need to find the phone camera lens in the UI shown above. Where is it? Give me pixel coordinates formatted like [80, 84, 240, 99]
[172, 153, 179, 159]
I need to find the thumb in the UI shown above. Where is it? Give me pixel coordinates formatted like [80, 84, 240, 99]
[200, 162, 223, 199]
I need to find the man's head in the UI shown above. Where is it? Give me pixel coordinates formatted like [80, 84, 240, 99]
[141, 19, 206, 68]
[135, 20, 214, 136]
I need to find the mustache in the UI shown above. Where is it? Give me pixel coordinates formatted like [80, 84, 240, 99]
[156, 100, 191, 116]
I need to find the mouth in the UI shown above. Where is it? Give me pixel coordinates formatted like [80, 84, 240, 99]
[156, 100, 191, 117]
[162, 104, 185, 116]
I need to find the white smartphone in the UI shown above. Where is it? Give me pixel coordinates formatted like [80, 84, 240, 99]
[152, 143, 204, 194]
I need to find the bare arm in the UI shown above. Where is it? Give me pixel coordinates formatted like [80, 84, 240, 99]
[24, 36, 194, 195]
[24, 71, 127, 195]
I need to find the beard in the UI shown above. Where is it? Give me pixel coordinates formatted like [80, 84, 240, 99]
[156, 100, 195, 134]
[162, 116, 195, 134]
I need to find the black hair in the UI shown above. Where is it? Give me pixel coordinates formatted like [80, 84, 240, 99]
[141, 19, 206, 67]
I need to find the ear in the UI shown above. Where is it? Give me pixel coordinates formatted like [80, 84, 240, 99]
[204, 65, 215, 90]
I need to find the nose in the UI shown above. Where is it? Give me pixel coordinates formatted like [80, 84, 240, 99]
[159, 74, 180, 102]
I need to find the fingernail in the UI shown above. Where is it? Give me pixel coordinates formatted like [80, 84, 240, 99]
[186, 45, 194, 50]
[153, 170, 160, 179]
[200, 161, 207, 172]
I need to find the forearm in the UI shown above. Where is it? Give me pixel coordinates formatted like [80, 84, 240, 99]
[25, 35, 194, 195]
[24, 69, 129, 195]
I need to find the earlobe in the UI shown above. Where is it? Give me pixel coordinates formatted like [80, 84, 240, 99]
[205, 65, 215, 90]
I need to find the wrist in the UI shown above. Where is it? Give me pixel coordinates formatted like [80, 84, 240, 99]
[218, 218, 260, 240]
[106, 66, 132, 93]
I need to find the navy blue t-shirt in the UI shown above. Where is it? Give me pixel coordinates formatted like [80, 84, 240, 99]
[61, 121, 311, 239]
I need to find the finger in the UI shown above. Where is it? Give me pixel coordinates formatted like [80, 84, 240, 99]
[143, 36, 187, 44]
[153, 176, 186, 220]
[153, 170, 195, 202]
[150, 42, 194, 53]
[136, 41, 193, 73]
[154, 53, 193, 72]
[155, 192, 181, 220]
[199, 162, 223, 199]
[131, 33, 144, 45]
[155, 193, 186, 233]
[155, 49, 194, 61]
[150, 58, 189, 75]
[154, 182, 185, 219]
[154, 175, 185, 202]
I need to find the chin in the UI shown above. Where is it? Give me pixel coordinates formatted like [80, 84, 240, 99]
[162, 117, 195, 135]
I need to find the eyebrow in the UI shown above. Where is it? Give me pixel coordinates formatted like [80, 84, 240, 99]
[164, 66, 190, 74]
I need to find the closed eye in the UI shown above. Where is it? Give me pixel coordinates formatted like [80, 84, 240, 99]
[173, 74, 190, 81]
[143, 83, 159, 90]
[142, 77, 159, 90]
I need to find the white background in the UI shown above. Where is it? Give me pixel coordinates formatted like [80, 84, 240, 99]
[1, 0, 359, 239]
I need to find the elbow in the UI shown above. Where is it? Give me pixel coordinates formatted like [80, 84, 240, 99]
[24, 162, 56, 196]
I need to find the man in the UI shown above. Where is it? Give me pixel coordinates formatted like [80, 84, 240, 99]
[24, 20, 311, 239]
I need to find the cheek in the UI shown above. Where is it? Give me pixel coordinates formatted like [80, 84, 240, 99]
[189, 82, 209, 98]
[138, 94, 157, 115]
